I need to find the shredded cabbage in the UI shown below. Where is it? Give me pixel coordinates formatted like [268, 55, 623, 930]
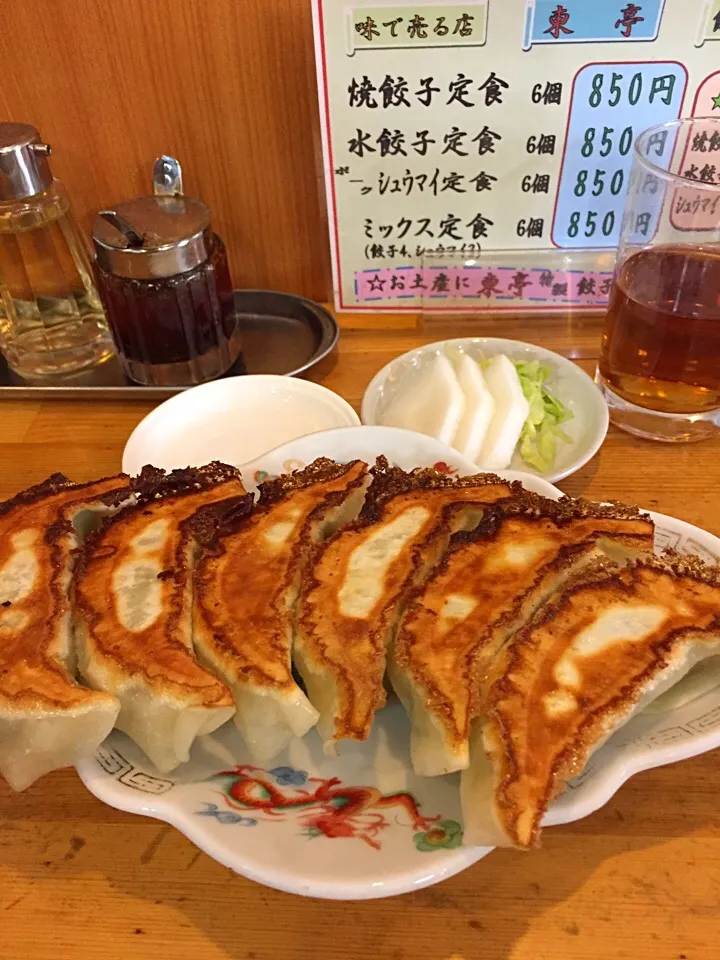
[514, 361, 573, 473]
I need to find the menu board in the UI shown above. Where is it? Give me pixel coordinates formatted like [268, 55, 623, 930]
[312, 0, 720, 311]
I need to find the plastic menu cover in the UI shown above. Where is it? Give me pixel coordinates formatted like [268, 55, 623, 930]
[312, 0, 719, 311]
[416, 248, 616, 316]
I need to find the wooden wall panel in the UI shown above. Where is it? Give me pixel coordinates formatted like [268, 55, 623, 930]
[0, 0, 331, 301]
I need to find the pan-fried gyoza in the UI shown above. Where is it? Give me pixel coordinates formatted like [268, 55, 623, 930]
[0, 449, 719, 866]
[193, 458, 369, 763]
[294, 458, 514, 753]
[73, 463, 249, 773]
[0, 472, 137, 790]
[461, 556, 720, 848]
[390, 495, 655, 777]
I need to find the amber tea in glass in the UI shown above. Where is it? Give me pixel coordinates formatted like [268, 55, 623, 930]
[597, 118, 720, 441]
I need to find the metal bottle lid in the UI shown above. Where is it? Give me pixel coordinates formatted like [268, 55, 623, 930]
[92, 195, 212, 279]
[0, 123, 53, 202]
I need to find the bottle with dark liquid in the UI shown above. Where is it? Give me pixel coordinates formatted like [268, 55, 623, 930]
[92, 194, 240, 387]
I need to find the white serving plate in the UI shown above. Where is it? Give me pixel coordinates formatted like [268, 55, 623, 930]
[361, 338, 609, 483]
[77, 425, 720, 900]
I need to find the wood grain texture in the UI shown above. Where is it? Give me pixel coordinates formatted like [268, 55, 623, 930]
[1, 311, 719, 960]
[0, 0, 330, 300]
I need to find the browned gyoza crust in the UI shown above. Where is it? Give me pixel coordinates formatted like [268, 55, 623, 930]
[391, 493, 655, 775]
[295, 457, 515, 749]
[193, 458, 370, 762]
[73, 462, 248, 712]
[357, 456, 513, 523]
[0, 471, 148, 791]
[253, 457, 367, 508]
[194, 458, 369, 697]
[73, 462, 251, 774]
[472, 555, 720, 849]
[0, 473, 138, 712]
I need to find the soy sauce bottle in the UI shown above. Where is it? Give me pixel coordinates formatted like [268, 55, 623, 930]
[91, 159, 240, 386]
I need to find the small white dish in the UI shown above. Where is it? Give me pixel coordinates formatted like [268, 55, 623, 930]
[361, 338, 609, 483]
[122, 375, 360, 474]
[77, 426, 720, 900]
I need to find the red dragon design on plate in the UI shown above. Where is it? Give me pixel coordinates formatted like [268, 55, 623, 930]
[198, 765, 463, 852]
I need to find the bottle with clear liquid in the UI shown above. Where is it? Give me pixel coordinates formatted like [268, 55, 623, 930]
[0, 123, 113, 377]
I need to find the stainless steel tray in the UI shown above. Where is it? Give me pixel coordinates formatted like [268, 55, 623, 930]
[0, 290, 339, 399]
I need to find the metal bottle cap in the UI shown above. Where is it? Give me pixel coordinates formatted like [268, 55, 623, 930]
[0, 123, 53, 202]
[92, 195, 212, 279]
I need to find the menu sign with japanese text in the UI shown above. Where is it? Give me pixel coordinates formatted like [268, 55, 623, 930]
[312, 0, 720, 310]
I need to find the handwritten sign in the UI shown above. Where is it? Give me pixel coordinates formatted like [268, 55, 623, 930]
[349, 4, 488, 52]
[553, 61, 686, 246]
[355, 263, 613, 306]
[691, 68, 720, 115]
[313, 0, 720, 310]
[695, 0, 720, 46]
[523, 0, 666, 49]
[671, 90, 720, 231]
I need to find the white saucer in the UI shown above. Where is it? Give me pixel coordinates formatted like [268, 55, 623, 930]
[122, 375, 360, 474]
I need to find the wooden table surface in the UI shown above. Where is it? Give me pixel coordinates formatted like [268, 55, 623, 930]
[1, 312, 718, 960]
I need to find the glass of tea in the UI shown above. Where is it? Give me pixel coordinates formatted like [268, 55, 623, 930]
[597, 117, 720, 442]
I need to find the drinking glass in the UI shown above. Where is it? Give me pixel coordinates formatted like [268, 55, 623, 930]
[596, 117, 720, 442]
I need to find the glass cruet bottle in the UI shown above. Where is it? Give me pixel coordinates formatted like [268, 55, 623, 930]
[0, 122, 113, 377]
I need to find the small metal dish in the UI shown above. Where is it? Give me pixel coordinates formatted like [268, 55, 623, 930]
[0, 290, 339, 399]
[235, 290, 338, 378]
